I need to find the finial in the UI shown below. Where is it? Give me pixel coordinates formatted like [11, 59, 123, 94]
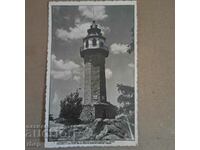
[91, 20, 96, 28]
[92, 20, 96, 25]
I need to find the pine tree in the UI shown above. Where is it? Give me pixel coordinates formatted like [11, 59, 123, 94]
[117, 84, 134, 114]
[127, 27, 134, 54]
[59, 90, 83, 124]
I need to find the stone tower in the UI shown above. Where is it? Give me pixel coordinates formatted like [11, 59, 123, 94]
[80, 21, 116, 122]
[80, 21, 108, 104]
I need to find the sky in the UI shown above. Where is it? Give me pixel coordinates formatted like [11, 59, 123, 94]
[49, 5, 135, 118]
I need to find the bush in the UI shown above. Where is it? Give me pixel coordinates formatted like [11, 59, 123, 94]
[59, 90, 83, 124]
[49, 114, 54, 121]
[117, 84, 134, 115]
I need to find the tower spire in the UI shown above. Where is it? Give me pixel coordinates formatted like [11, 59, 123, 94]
[90, 6, 96, 29]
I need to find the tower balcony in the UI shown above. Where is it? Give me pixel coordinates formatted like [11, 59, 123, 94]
[80, 45, 109, 57]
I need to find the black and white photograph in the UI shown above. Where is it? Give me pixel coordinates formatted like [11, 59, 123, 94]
[45, 1, 137, 147]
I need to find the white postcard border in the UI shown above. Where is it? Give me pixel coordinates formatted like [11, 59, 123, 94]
[45, 0, 138, 148]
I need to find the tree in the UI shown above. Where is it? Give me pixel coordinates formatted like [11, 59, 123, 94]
[49, 114, 54, 121]
[127, 27, 134, 54]
[117, 84, 134, 114]
[59, 89, 83, 124]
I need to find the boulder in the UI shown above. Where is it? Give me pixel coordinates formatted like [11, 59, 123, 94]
[96, 124, 125, 140]
[102, 134, 121, 140]
[79, 126, 94, 140]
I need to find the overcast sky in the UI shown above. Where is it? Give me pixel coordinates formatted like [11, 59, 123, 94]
[49, 5, 135, 118]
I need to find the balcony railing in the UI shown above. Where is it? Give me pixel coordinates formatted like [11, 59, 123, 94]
[80, 45, 109, 52]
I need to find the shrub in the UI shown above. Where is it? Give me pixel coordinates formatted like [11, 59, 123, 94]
[59, 90, 83, 124]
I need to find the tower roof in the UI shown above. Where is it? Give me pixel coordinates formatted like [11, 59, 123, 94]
[87, 21, 102, 36]
[80, 21, 108, 57]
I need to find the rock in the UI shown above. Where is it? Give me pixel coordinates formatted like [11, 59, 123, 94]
[80, 118, 104, 140]
[113, 119, 128, 130]
[93, 118, 103, 126]
[102, 134, 121, 140]
[80, 127, 94, 140]
[96, 124, 125, 140]
[49, 121, 65, 140]
[92, 118, 104, 134]
[95, 125, 108, 140]
[49, 118, 134, 141]
[103, 118, 115, 124]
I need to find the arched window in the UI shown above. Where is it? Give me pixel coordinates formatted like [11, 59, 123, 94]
[92, 38, 97, 46]
[100, 41, 104, 47]
[85, 40, 89, 48]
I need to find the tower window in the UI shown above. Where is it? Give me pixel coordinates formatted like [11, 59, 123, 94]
[85, 40, 89, 48]
[100, 41, 104, 47]
[92, 38, 97, 46]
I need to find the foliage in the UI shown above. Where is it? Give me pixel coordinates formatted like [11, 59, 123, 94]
[127, 27, 134, 54]
[59, 90, 83, 124]
[49, 114, 54, 121]
[117, 84, 134, 114]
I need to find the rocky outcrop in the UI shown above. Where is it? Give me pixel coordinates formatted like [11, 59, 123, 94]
[49, 117, 134, 141]
[93, 118, 131, 140]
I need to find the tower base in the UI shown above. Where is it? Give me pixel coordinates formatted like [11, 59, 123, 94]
[80, 103, 117, 122]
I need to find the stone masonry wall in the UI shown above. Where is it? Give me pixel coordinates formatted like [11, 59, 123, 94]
[83, 54, 106, 105]
[79, 105, 95, 122]
[94, 104, 117, 119]
[84, 61, 91, 105]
